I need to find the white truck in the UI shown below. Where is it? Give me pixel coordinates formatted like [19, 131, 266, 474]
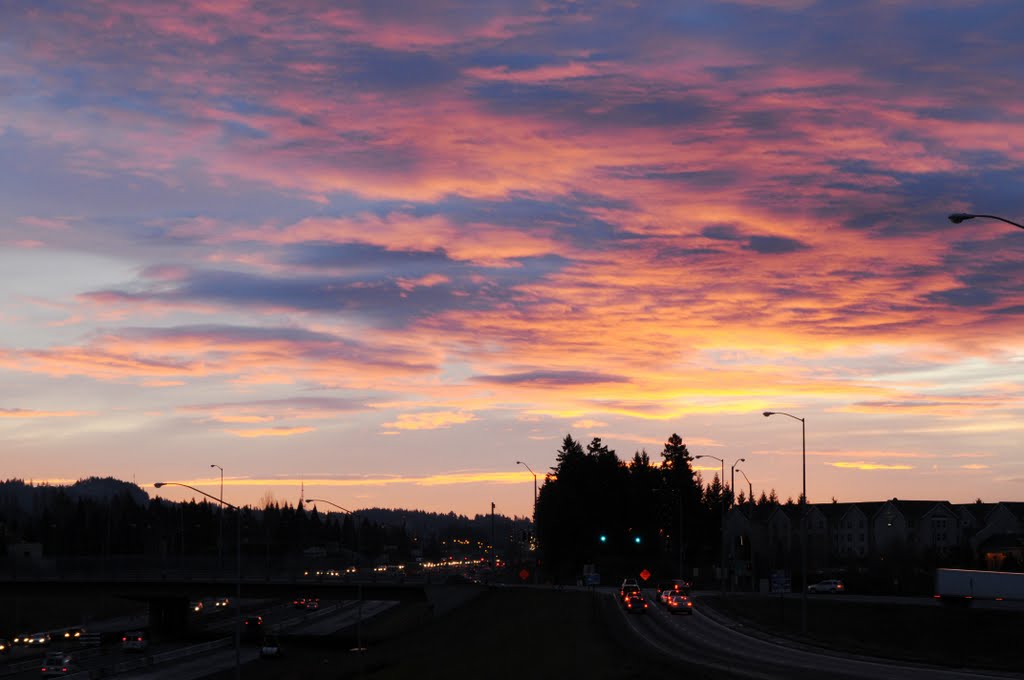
[934, 568, 1024, 604]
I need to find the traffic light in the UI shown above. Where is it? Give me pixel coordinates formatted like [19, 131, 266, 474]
[599, 534, 608, 543]
[633, 535, 641, 544]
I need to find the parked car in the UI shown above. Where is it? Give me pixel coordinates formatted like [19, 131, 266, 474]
[40, 652, 77, 677]
[665, 592, 694, 615]
[121, 630, 148, 652]
[259, 634, 282, 659]
[807, 579, 845, 594]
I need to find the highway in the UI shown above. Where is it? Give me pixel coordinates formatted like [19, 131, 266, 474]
[618, 589, 1024, 680]
[0, 596, 397, 679]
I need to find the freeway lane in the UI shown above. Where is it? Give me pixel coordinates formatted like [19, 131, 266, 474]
[618, 591, 1024, 680]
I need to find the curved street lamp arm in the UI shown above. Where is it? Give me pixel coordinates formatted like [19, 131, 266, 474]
[763, 410, 804, 423]
[304, 498, 354, 515]
[948, 213, 1024, 230]
[153, 481, 238, 510]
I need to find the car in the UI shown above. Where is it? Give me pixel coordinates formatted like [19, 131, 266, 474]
[0, 638, 10, 655]
[27, 632, 51, 646]
[656, 579, 691, 596]
[40, 652, 77, 677]
[190, 600, 204, 613]
[304, 597, 320, 611]
[292, 597, 307, 609]
[620, 583, 641, 601]
[121, 630, 148, 652]
[61, 627, 85, 641]
[665, 592, 694, 615]
[259, 634, 282, 659]
[807, 579, 845, 594]
[12, 632, 31, 646]
[214, 596, 230, 608]
[243, 616, 264, 641]
[623, 593, 648, 614]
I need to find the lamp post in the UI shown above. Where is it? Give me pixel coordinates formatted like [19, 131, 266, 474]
[730, 458, 745, 507]
[695, 454, 726, 594]
[515, 461, 537, 514]
[735, 468, 753, 509]
[763, 410, 808, 634]
[304, 498, 365, 654]
[210, 464, 224, 572]
[516, 461, 539, 583]
[948, 213, 1024, 230]
[734, 466, 755, 592]
[154, 481, 241, 680]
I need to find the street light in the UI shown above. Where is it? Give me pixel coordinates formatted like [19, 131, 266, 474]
[210, 464, 224, 572]
[730, 458, 745, 508]
[304, 498, 365, 654]
[154, 481, 241, 680]
[695, 454, 726, 595]
[763, 410, 808, 635]
[515, 461, 538, 514]
[735, 467, 753, 508]
[948, 213, 1024, 230]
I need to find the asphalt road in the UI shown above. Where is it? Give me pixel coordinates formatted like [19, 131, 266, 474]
[618, 590, 1024, 680]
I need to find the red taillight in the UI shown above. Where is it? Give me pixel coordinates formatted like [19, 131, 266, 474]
[122, 636, 127, 642]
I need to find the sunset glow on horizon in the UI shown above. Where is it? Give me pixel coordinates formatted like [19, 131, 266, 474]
[2, 1, 1022, 516]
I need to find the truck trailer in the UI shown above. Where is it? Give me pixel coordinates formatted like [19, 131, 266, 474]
[934, 568, 1024, 604]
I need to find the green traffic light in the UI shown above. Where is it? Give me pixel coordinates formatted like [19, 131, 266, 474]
[634, 536, 641, 544]
[599, 534, 607, 543]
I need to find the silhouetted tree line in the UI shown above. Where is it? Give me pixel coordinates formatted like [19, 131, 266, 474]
[0, 478, 524, 569]
[535, 433, 779, 584]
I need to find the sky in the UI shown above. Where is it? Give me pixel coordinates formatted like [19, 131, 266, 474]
[1, 1, 1022, 518]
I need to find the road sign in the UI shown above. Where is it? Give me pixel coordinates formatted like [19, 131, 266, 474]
[639, 569, 651, 582]
[584, 573, 600, 586]
[519, 568, 530, 581]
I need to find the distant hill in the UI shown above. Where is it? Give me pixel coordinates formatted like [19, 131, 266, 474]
[0, 477, 148, 510]
[67, 476, 148, 506]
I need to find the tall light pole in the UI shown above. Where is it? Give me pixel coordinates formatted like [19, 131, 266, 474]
[734, 466, 755, 592]
[154, 481, 241, 680]
[210, 464, 224, 572]
[735, 467, 753, 509]
[695, 454, 726, 595]
[730, 458, 745, 507]
[763, 410, 808, 634]
[304, 498, 365, 654]
[515, 461, 537, 514]
[948, 213, 1024, 230]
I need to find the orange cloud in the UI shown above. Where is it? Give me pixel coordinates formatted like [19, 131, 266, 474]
[382, 411, 477, 431]
[830, 462, 914, 471]
[0, 409, 88, 419]
[223, 426, 314, 438]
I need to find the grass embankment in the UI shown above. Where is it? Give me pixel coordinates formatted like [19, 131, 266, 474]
[232, 588, 691, 680]
[699, 594, 1022, 672]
